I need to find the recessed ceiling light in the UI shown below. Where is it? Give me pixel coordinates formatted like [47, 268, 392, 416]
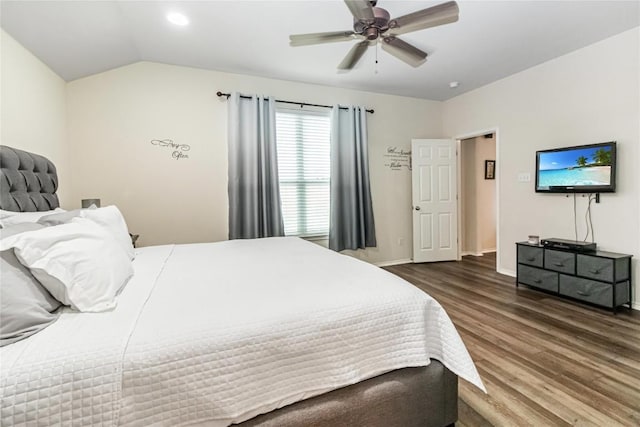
[449, 81, 459, 89]
[167, 12, 189, 26]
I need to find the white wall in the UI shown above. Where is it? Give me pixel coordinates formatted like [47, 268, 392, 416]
[66, 61, 443, 264]
[0, 30, 69, 206]
[443, 28, 639, 307]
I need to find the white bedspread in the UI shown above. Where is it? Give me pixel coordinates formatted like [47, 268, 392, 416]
[1, 237, 484, 426]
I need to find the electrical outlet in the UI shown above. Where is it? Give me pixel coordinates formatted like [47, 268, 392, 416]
[398, 237, 404, 246]
[518, 173, 531, 182]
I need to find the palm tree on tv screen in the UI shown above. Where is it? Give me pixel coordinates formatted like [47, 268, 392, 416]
[576, 156, 587, 167]
[593, 148, 612, 165]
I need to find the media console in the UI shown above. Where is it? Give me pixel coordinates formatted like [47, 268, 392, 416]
[541, 237, 596, 253]
[516, 242, 632, 313]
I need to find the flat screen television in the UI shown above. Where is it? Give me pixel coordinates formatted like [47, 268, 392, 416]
[535, 141, 617, 193]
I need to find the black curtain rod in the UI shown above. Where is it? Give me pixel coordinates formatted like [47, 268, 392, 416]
[216, 91, 374, 114]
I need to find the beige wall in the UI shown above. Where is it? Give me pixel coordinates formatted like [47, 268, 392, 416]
[460, 138, 477, 254]
[476, 136, 496, 252]
[66, 61, 443, 264]
[0, 30, 69, 206]
[443, 28, 639, 307]
[460, 136, 496, 255]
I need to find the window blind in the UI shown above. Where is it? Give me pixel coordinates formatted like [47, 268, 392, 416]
[276, 109, 331, 237]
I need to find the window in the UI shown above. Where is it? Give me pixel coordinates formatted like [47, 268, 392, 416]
[276, 108, 330, 237]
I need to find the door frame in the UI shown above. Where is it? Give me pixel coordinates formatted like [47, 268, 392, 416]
[453, 127, 501, 274]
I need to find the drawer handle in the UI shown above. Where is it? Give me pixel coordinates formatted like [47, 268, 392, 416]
[534, 279, 542, 284]
[527, 257, 536, 262]
[589, 269, 601, 275]
[577, 290, 592, 296]
[553, 262, 564, 267]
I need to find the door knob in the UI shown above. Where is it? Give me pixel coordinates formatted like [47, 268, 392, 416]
[415, 206, 421, 211]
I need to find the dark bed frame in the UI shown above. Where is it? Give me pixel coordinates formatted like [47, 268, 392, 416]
[0, 145, 459, 426]
[236, 363, 457, 427]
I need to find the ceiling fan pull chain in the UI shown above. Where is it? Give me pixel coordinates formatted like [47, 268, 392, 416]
[375, 42, 379, 74]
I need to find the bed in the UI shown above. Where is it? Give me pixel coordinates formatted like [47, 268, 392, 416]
[0, 145, 484, 427]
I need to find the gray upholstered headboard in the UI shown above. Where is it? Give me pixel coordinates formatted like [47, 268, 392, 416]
[0, 145, 59, 212]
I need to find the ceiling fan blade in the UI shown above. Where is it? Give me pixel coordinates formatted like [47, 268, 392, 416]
[388, 1, 459, 35]
[381, 36, 427, 67]
[344, 0, 374, 21]
[338, 40, 370, 70]
[290, 31, 356, 47]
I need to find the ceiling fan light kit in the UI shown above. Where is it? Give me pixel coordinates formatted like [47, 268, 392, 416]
[353, 5, 390, 39]
[290, 0, 459, 71]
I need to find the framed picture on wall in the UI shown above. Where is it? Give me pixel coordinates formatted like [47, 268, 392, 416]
[485, 160, 495, 180]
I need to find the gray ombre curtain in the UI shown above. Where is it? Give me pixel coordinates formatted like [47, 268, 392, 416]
[227, 93, 284, 239]
[329, 105, 376, 252]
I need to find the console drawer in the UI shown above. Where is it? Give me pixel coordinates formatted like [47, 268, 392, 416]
[559, 276, 629, 308]
[577, 254, 630, 282]
[518, 265, 558, 292]
[577, 255, 613, 282]
[544, 249, 575, 274]
[518, 245, 543, 268]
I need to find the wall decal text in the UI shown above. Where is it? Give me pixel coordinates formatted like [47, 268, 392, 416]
[151, 139, 191, 160]
[384, 146, 411, 171]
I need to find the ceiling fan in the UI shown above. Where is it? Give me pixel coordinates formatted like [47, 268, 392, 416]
[289, 0, 459, 70]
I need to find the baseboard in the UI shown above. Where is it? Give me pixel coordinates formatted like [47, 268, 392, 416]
[461, 250, 496, 257]
[375, 258, 412, 267]
[500, 269, 516, 277]
[461, 251, 484, 257]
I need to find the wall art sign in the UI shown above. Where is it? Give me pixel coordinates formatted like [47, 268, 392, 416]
[485, 159, 495, 179]
[384, 146, 411, 171]
[150, 139, 191, 160]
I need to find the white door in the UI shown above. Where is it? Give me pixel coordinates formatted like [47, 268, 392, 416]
[412, 139, 458, 263]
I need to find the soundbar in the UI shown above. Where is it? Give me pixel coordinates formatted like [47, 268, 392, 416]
[541, 238, 596, 252]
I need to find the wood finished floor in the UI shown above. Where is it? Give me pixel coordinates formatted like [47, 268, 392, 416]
[385, 253, 640, 427]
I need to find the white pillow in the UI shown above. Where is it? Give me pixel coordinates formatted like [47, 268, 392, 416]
[0, 208, 65, 227]
[79, 206, 135, 260]
[0, 218, 133, 312]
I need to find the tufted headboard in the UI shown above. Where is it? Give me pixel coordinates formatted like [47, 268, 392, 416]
[0, 145, 60, 212]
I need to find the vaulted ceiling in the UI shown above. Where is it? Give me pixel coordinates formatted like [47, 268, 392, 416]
[2, 1, 638, 101]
